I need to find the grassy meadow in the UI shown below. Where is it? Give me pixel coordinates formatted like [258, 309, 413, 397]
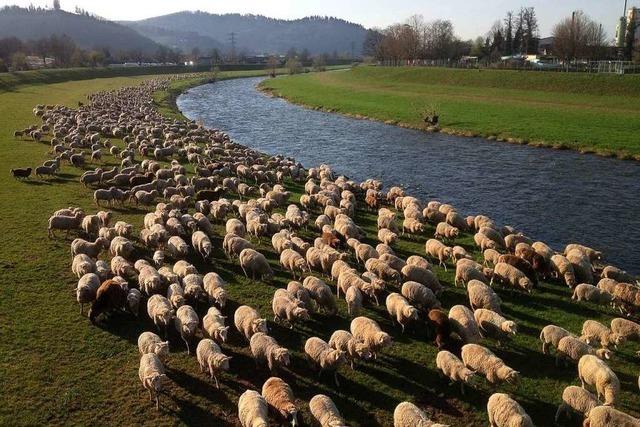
[0, 70, 638, 426]
[260, 66, 640, 159]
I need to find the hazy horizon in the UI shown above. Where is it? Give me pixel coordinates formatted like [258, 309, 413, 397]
[3, 0, 638, 41]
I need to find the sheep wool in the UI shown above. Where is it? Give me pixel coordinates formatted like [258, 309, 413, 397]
[473, 308, 517, 343]
[196, 338, 230, 389]
[304, 337, 347, 386]
[261, 377, 298, 426]
[539, 325, 573, 354]
[467, 279, 501, 313]
[234, 305, 268, 341]
[250, 332, 290, 373]
[435, 350, 475, 394]
[486, 393, 533, 427]
[138, 353, 167, 410]
[309, 394, 347, 427]
[578, 355, 620, 406]
[448, 305, 482, 344]
[583, 405, 640, 427]
[174, 305, 199, 354]
[238, 389, 269, 427]
[328, 329, 372, 369]
[137, 331, 169, 359]
[461, 344, 519, 385]
[393, 401, 449, 427]
[554, 386, 599, 424]
[386, 292, 419, 333]
[350, 316, 392, 359]
[203, 306, 229, 344]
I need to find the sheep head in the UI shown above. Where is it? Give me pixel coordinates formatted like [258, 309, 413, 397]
[376, 332, 392, 349]
[498, 367, 520, 385]
[293, 307, 310, 321]
[595, 348, 612, 360]
[501, 321, 518, 335]
[155, 341, 169, 359]
[354, 341, 372, 360]
[404, 306, 420, 322]
[274, 347, 290, 366]
[253, 318, 268, 334]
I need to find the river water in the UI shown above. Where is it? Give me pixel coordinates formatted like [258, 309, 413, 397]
[177, 76, 640, 275]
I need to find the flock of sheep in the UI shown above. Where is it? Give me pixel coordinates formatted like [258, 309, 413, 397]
[14, 73, 640, 426]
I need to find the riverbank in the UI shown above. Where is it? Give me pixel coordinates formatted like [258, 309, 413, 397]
[260, 67, 640, 160]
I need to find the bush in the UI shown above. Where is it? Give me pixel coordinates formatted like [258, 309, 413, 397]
[286, 58, 302, 75]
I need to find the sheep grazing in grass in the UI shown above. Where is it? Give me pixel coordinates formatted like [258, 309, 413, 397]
[147, 294, 175, 338]
[448, 305, 482, 344]
[572, 283, 614, 305]
[280, 248, 310, 279]
[434, 222, 459, 242]
[191, 231, 212, 260]
[261, 377, 298, 427]
[425, 239, 453, 270]
[467, 280, 502, 313]
[601, 265, 636, 285]
[48, 212, 84, 238]
[540, 324, 573, 355]
[556, 336, 611, 367]
[497, 254, 538, 286]
[203, 272, 228, 308]
[272, 292, 310, 328]
[350, 316, 392, 359]
[110, 236, 135, 259]
[138, 353, 168, 410]
[127, 288, 141, 316]
[203, 306, 229, 344]
[303, 276, 337, 315]
[455, 259, 490, 287]
[196, 338, 231, 389]
[309, 394, 347, 427]
[393, 401, 449, 427]
[583, 405, 639, 427]
[610, 317, 640, 344]
[238, 390, 269, 427]
[386, 292, 419, 333]
[345, 286, 363, 317]
[473, 309, 517, 345]
[581, 320, 624, 350]
[555, 386, 600, 425]
[565, 243, 602, 263]
[401, 281, 441, 311]
[76, 273, 100, 314]
[234, 305, 268, 341]
[428, 309, 452, 349]
[550, 254, 577, 289]
[304, 337, 347, 387]
[239, 248, 274, 281]
[435, 350, 476, 395]
[566, 249, 594, 285]
[10, 167, 31, 179]
[378, 228, 398, 246]
[578, 355, 620, 406]
[401, 264, 443, 294]
[486, 393, 533, 427]
[461, 344, 520, 386]
[137, 331, 169, 359]
[250, 332, 290, 373]
[88, 279, 127, 323]
[365, 258, 401, 284]
[328, 330, 372, 369]
[491, 262, 533, 293]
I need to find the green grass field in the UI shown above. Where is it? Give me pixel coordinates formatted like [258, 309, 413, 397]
[260, 67, 640, 159]
[0, 71, 638, 426]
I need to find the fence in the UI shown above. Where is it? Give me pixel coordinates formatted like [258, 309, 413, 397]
[379, 59, 640, 74]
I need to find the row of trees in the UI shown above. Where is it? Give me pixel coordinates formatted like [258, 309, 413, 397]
[365, 8, 622, 64]
[364, 15, 472, 62]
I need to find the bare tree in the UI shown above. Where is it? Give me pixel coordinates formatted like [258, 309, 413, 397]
[553, 10, 609, 61]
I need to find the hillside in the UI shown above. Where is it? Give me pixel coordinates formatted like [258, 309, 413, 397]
[125, 12, 368, 55]
[125, 23, 224, 53]
[0, 6, 161, 54]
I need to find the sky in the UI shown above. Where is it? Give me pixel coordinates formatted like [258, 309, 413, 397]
[4, 0, 638, 40]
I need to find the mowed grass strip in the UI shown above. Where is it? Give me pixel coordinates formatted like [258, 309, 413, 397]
[260, 67, 640, 157]
[0, 72, 638, 426]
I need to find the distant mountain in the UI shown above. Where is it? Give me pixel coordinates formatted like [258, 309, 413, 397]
[0, 6, 162, 54]
[124, 12, 368, 55]
[125, 23, 224, 53]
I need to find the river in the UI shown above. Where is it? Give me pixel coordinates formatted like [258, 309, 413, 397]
[177, 76, 640, 275]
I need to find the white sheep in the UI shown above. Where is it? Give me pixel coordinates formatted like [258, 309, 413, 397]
[234, 305, 269, 341]
[455, 259, 490, 287]
[127, 288, 141, 316]
[486, 393, 533, 427]
[304, 337, 347, 387]
[250, 332, 290, 373]
[491, 262, 533, 292]
[72, 254, 95, 279]
[174, 305, 199, 354]
[203, 306, 229, 344]
[147, 294, 174, 338]
[303, 276, 337, 315]
[555, 386, 600, 424]
[70, 237, 109, 260]
[540, 325, 573, 354]
[556, 336, 611, 366]
[239, 248, 274, 281]
[191, 230, 212, 259]
[572, 283, 613, 305]
[435, 350, 476, 394]
[386, 292, 419, 333]
[137, 331, 169, 359]
[473, 308, 517, 344]
[448, 305, 482, 344]
[345, 286, 363, 317]
[350, 316, 392, 359]
[328, 329, 372, 369]
[425, 239, 453, 269]
[610, 317, 640, 344]
[467, 279, 502, 313]
[203, 272, 228, 308]
[238, 389, 269, 427]
[401, 281, 441, 311]
[583, 405, 639, 427]
[196, 338, 231, 389]
[581, 320, 624, 350]
[76, 273, 100, 314]
[280, 248, 310, 279]
[393, 401, 449, 427]
[272, 294, 310, 328]
[110, 236, 135, 259]
[167, 283, 185, 309]
[166, 235, 189, 259]
[578, 354, 620, 406]
[138, 353, 168, 410]
[309, 394, 347, 427]
[48, 212, 84, 238]
[461, 344, 519, 385]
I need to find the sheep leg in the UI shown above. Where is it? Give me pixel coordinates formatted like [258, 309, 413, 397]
[334, 371, 340, 387]
[80, 303, 84, 315]
[541, 342, 548, 355]
[155, 392, 160, 411]
[148, 388, 153, 402]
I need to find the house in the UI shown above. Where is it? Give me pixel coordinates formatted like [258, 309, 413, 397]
[537, 37, 554, 56]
